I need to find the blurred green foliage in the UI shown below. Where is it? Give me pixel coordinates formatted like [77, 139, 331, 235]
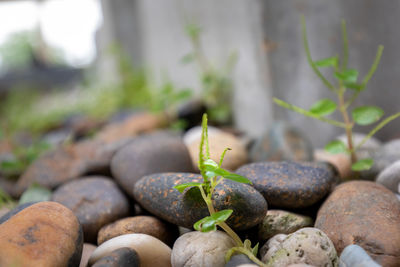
[182, 23, 237, 125]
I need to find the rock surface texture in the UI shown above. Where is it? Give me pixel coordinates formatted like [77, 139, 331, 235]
[315, 181, 400, 267]
[171, 231, 235, 267]
[236, 161, 336, 208]
[111, 131, 194, 196]
[133, 172, 267, 230]
[51, 176, 130, 243]
[260, 228, 338, 266]
[0, 201, 83, 267]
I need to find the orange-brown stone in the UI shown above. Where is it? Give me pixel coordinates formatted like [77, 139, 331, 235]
[315, 181, 400, 267]
[0, 201, 83, 267]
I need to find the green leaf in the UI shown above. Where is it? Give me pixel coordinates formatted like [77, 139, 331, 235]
[351, 158, 374, 171]
[19, 184, 52, 204]
[181, 53, 194, 64]
[203, 159, 219, 171]
[309, 99, 337, 116]
[314, 57, 338, 68]
[194, 209, 233, 232]
[352, 106, 384, 125]
[334, 69, 359, 83]
[252, 242, 259, 256]
[221, 172, 252, 184]
[345, 82, 364, 91]
[325, 140, 348, 154]
[173, 182, 203, 193]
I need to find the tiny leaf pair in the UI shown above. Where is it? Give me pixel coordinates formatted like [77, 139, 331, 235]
[194, 209, 233, 232]
[203, 159, 252, 184]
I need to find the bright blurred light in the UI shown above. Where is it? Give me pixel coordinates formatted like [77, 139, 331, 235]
[0, 0, 103, 67]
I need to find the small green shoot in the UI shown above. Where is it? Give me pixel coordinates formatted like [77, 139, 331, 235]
[274, 16, 400, 172]
[173, 114, 266, 266]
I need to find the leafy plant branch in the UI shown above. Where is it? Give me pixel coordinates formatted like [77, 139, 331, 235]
[174, 114, 267, 266]
[274, 15, 400, 172]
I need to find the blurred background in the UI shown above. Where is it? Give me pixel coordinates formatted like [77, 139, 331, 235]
[1, 0, 399, 150]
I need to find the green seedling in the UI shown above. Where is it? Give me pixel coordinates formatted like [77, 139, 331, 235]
[174, 114, 267, 266]
[274, 16, 400, 172]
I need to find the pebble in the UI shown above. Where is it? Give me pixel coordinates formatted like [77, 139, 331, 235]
[225, 254, 254, 267]
[339, 244, 381, 267]
[133, 172, 267, 230]
[184, 126, 248, 171]
[365, 139, 400, 180]
[315, 181, 400, 266]
[314, 149, 352, 179]
[249, 121, 314, 162]
[92, 247, 140, 267]
[0, 201, 83, 266]
[171, 230, 235, 267]
[260, 227, 338, 266]
[89, 233, 171, 267]
[236, 161, 336, 208]
[258, 210, 313, 241]
[95, 112, 167, 144]
[97, 215, 178, 246]
[80, 243, 97, 267]
[0, 202, 35, 224]
[111, 131, 194, 196]
[51, 176, 130, 243]
[15, 139, 129, 196]
[376, 160, 400, 193]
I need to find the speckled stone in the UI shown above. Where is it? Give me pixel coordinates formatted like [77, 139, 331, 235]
[258, 210, 313, 241]
[235, 161, 337, 209]
[111, 131, 194, 196]
[315, 181, 400, 267]
[51, 176, 130, 243]
[261, 228, 338, 267]
[249, 122, 314, 163]
[0, 201, 83, 267]
[15, 139, 129, 196]
[171, 230, 235, 267]
[92, 247, 140, 267]
[97, 216, 178, 246]
[133, 173, 267, 230]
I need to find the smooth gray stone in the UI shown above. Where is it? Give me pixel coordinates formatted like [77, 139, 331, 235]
[339, 245, 381, 267]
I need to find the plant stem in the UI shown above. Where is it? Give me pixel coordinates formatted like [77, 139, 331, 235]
[273, 98, 348, 128]
[337, 88, 357, 164]
[301, 15, 336, 92]
[198, 185, 243, 247]
[355, 112, 400, 150]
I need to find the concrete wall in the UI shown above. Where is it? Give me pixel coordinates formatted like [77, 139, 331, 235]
[97, 0, 400, 147]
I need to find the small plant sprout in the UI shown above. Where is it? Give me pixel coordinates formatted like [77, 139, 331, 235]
[173, 114, 267, 266]
[274, 15, 400, 172]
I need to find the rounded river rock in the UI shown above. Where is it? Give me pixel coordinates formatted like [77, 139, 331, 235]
[133, 172, 267, 230]
[0, 201, 83, 267]
[236, 161, 336, 208]
[111, 131, 194, 196]
[315, 181, 400, 267]
[51, 176, 130, 243]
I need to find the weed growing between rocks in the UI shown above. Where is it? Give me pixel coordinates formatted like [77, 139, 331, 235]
[174, 113, 268, 266]
[274, 16, 400, 172]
